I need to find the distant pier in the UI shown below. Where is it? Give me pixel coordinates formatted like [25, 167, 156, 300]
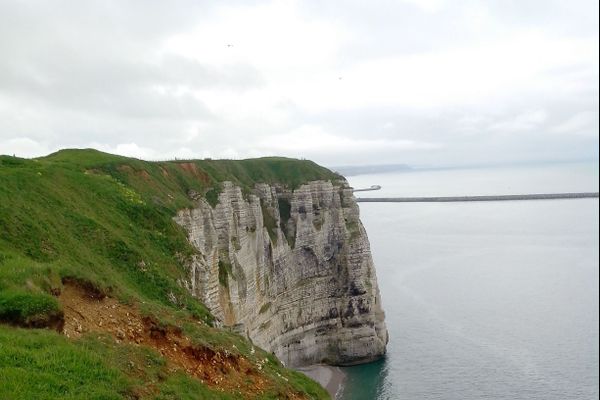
[352, 185, 382, 192]
[355, 192, 600, 203]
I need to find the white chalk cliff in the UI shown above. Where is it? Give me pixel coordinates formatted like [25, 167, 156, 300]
[174, 180, 388, 367]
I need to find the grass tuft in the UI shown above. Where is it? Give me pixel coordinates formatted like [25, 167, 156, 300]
[0, 290, 63, 329]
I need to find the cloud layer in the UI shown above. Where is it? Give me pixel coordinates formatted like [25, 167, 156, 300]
[0, 0, 598, 166]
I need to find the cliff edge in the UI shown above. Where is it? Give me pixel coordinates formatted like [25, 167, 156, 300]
[175, 180, 388, 367]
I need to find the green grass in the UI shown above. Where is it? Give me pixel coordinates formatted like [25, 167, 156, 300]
[0, 157, 212, 324]
[261, 202, 279, 244]
[0, 148, 336, 399]
[153, 373, 237, 400]
[0, 290, 62, 327]
[0, 327, 131, 400]
[0, 326, 246, 400]
[345, 218, 361, 241]
[39, 149, 341, 213]
[277, 198, 294, 247]
[218, 260, 234, 288]
[0, 324, 329, 400]
[259, 302, 272, 314]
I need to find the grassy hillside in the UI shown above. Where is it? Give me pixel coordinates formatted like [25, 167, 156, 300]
[0, 149, 339, 399]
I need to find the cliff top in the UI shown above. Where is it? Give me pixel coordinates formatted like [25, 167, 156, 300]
[36, 148, 342, 208]
[0, 148, 332, 399]
[46, 147, 340, 185]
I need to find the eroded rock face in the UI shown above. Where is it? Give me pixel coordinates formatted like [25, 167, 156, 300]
[174, 180, 388, 367]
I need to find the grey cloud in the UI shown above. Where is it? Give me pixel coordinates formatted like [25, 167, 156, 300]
[161, 55, 266, 91]
[301, 0, 598, 65]
[0, 0, 598, 165]
[0, 0, 264, 122]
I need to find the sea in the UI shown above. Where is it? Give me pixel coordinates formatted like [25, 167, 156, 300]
[340, 162, 599, 400]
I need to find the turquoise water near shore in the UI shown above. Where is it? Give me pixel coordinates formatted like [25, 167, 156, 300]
[341, 162, 599, 400]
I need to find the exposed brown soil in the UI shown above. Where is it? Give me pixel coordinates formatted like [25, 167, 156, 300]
[117, 165, 134, 174]
[177, 162, 211, 184]
[138, 170, 152, 180]
[117, 165, 152, 181]
[59, 282, 298, 399]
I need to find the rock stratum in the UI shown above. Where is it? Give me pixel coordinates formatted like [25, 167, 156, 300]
[175, 180, 388, 367]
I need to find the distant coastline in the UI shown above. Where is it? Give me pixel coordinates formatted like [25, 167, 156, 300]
[331, 164, 411, 177]
[331, 159, 599, 178]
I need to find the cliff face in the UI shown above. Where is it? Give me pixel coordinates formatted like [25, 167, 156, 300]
[174, 180, 388, 367]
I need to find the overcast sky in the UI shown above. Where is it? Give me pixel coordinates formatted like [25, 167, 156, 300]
[0, 0, 598, 167]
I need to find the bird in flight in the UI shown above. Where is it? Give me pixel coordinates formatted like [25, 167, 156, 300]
[226, 44, 234, 48]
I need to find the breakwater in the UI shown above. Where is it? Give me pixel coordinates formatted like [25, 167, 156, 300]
[355, 192, 599, 203]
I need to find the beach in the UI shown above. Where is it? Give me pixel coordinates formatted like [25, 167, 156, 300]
[296, 365, 346, 399]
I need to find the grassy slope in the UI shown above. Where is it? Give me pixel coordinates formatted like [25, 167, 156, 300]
[0, 149, 339, 400]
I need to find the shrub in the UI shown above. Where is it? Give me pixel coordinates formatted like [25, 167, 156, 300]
[0, 290, 63, 329]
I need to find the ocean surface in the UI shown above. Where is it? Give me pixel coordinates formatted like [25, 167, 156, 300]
[340, 162, 599, 400]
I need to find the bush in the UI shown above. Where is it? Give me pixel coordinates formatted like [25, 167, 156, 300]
[0, 290, 63, 329]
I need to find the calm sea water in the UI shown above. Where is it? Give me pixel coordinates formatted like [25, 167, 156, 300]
[341, 162, 599, 400]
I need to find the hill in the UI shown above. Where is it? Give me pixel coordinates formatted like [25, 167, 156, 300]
[0, 149, 340, 399]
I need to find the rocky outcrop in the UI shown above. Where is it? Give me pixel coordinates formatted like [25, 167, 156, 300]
[174, 180, 387, 367]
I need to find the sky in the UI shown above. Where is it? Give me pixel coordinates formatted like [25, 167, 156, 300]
[0, 0, 598, 167]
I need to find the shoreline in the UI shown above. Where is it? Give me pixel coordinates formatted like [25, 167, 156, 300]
[296, 364, 346, 399]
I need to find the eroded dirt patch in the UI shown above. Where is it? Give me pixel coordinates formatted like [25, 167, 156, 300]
[59, 282, 279, 398]
[61, 283, 141, 341]
[177, 162, 211, 184]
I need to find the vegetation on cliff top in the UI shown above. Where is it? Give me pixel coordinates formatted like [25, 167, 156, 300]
[0, 149, 335, 399]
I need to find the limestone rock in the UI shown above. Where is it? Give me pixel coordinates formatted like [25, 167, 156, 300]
[174, 180, 388, 367]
